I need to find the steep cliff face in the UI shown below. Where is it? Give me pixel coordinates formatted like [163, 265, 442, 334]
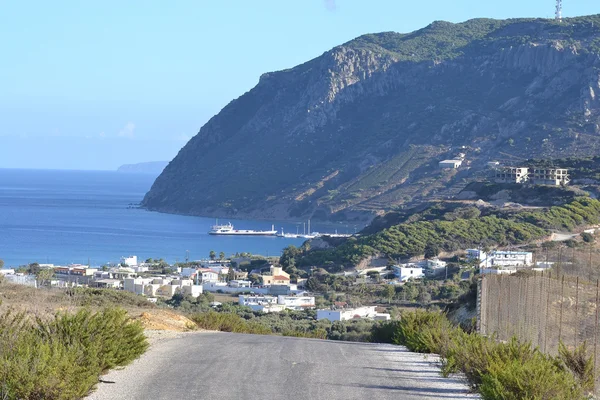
[143, 15, 600, 221]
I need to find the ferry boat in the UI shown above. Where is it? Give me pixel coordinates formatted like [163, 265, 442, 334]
[208, 222, 277, 236]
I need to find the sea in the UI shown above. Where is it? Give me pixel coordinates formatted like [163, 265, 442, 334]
[0, 169, 355, 268]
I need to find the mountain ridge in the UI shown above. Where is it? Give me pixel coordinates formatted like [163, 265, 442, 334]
[143, 15, 600, 222]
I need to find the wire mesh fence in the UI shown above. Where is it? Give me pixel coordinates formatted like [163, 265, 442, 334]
[479, 272, 600, 372]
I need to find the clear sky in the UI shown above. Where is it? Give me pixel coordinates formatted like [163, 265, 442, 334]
[0, 0, 597, 170]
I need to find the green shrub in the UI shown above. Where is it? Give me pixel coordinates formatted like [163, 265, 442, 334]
[479, 353, 584, 400]
[191, 311, 271, 335]
[442, 335, 535, 387]
[392, 310, 454, 354]
[0, 307, 148, 400]
[370, 320, 402, 343]
[557, 341, 596, 393]
[38, 308, 148, 371]
[385, 310, 591, 399]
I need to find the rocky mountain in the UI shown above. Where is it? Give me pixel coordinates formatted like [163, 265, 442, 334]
[143, 15, 600, 222]
[117, 161, 168, 175]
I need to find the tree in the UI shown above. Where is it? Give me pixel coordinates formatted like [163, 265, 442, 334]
[219, 251, 225, 260]
[227, 267, 235, 282]
[424, 244, 440, 259]
[384, 284, 396, 304]
[366, 271, 381, 282]
[306, 277, 322, 292]
[280, 246, 301, 269]
[401, 283, 419, 302]
[209, 250, 216, 260]
[36, 268, 54, 287]
[0, 259, 4, 269]
[28, 262, 41, 275]
[581, 232, 595, 243]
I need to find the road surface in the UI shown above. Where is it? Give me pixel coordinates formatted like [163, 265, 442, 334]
[88, 331, 478, 400]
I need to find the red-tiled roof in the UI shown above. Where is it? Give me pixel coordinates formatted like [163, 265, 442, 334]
[273, 275, 290, 280]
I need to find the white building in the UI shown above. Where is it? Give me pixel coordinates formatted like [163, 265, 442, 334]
[466, 249, 533, 268]
[421, 259, 447, 277]
[124, 277, 153, 295]
[239, 294, 315, 312]
[239, 295, 278, 307]
[392, 266, 424, 282]
[198, 269, 220, 283]
[488, 251, 533, 267]
[181, 284, 203, 297]
[316, 306, 378, 321]
[480, 267, 517, 275]
[530, 168, 569, 186]
[229, 280, 251, 288]
[203, 282, 267, 294]
[277, 295, 315, 310]
[439, 159, 463, 169]
[495, 167, 529, 183]
[0, 269, 15, 275]
[466, 249, 485, 261]
[181, 267, 197, 278]
[121, 256, 138, 267]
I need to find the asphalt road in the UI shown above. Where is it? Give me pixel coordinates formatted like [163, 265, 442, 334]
[88, 331, 478, 400]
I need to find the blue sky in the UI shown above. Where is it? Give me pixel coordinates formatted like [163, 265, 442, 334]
[0, 0, 597, 170]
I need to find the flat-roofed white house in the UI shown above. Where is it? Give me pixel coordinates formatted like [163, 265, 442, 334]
[392, 265, 424, 282]
[316, 306, 378, 321]
[121, 255, 138, 267]
[239, 295, 278, 306]
[488, 251, 533, 267]
[277, 295, 315, 310]
[439, 159, 463, 169]
[466, 249, 532, 268]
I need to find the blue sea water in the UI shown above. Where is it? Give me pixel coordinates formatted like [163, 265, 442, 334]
[0, 169, 354, 267]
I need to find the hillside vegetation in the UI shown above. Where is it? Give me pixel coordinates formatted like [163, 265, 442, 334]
[295, 197, 600, 268]
[143, 15, 600, 221]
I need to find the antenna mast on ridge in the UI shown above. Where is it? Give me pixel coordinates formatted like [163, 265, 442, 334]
[555, 0, 563, 21]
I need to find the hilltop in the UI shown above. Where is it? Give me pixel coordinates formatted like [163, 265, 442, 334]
[143, 15, 600, 222]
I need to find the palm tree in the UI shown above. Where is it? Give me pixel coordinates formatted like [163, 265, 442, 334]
[219, 251, 225, 260]
[209, 250, 216, 260]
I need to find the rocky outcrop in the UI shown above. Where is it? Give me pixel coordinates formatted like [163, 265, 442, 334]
[143, 15, 600, 221]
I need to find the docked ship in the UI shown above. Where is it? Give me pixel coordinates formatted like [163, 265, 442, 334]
[208, 222, 277, 236]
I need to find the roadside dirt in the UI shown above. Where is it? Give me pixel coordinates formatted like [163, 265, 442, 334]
[133, 309, 197, 332]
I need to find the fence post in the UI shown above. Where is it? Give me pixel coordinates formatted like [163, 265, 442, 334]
[523, 276, 529, 342]
[477, 277, 482, 333]
[506, 278, 512, 338]
[544, 274, 551, 352]
[574, 276, 579, 348]
[539, 273, 545, 347]
[594, 279, 599, 375]
[558, 275, 565, 347]
[497, 276, 502, 338]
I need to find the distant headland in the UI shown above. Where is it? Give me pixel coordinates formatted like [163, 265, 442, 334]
[117, 161, 169, 175]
